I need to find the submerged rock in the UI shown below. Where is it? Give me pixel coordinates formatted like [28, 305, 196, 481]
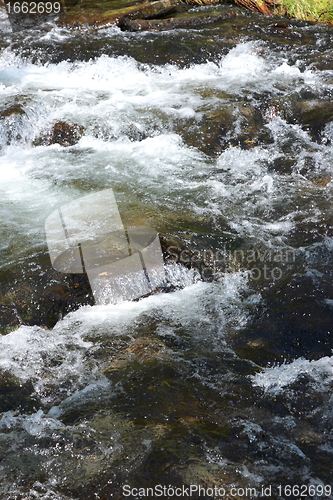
[102, 336, 171, 384]
[176, 102, 272, 156]
[230, 273, 333, 365]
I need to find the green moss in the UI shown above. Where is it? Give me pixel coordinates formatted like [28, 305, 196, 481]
[276, 0, 333, 24]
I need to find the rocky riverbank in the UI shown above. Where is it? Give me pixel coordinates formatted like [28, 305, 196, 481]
[1, 0, 332, 33]
[55, 0, 333, 30]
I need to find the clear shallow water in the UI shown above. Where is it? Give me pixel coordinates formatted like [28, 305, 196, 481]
[0, 11, 333, 499]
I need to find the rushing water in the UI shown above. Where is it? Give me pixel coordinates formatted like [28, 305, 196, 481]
[0, 5, 333, 499]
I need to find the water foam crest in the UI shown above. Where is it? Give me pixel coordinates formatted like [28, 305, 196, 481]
[252, 356, 333, 394]
[0, 325, 94, 405]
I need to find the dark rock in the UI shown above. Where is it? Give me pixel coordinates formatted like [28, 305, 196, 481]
[0, 371, 37, 412]
[178, 106, 235, 157]
[230, 104, 274, 148]
[121, 9, 237, 31]
[293, 100, 333, 142]
[58, 0, 180, 29]
[0, 282, 37, 329]
[176, 103, 272, 157]
[0, 101, 26, 118]
[270, 156, 295, 174]
[38, 274, 94, 328]
[0, 253, 94, 332]
[33, 121, 84, 147]
[268, 21, 289, 29]
[230, 274, 333, 365]
[307, 49, 333, 71]
[0, 96, 31, 145]
[277, 99, 333, 143]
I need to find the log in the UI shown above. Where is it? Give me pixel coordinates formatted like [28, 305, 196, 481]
[234, 0, 278, 16]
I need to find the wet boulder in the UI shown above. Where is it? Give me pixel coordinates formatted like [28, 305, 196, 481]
[176, 106, 236, 157]
[292, 100, 333, 143]
[33, 121, 84, 147]
[0, 282, 38, 331]
[270, 156, 295, 174]
[0, 254, 94, 332]
[38, 278, 93, 328]
[176, 102, 272, 157]
[307, 49, 333, 71]
[121, 8, 237, 31]
[58, 0, 180, 29]
[274, 99, 333, 144]
[230, 273, 333, 366]
[0, 371, 37, 412]
[0, 96, 30, 145]
[0, 100, 26, 118]
[230, 104, 274, 148]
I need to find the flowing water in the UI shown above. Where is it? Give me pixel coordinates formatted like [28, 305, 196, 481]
[0, 4, 333, 499]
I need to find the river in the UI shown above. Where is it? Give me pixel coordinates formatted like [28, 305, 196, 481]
[0, 3, 333, 499]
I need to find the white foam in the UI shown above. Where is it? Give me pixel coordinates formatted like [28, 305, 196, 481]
[219, 43, 267, 83]
[271, 62, 318, 87]
[0, 267, 253, 407]
[252, 356, 333, 395]
[0, 325, 94, 405]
